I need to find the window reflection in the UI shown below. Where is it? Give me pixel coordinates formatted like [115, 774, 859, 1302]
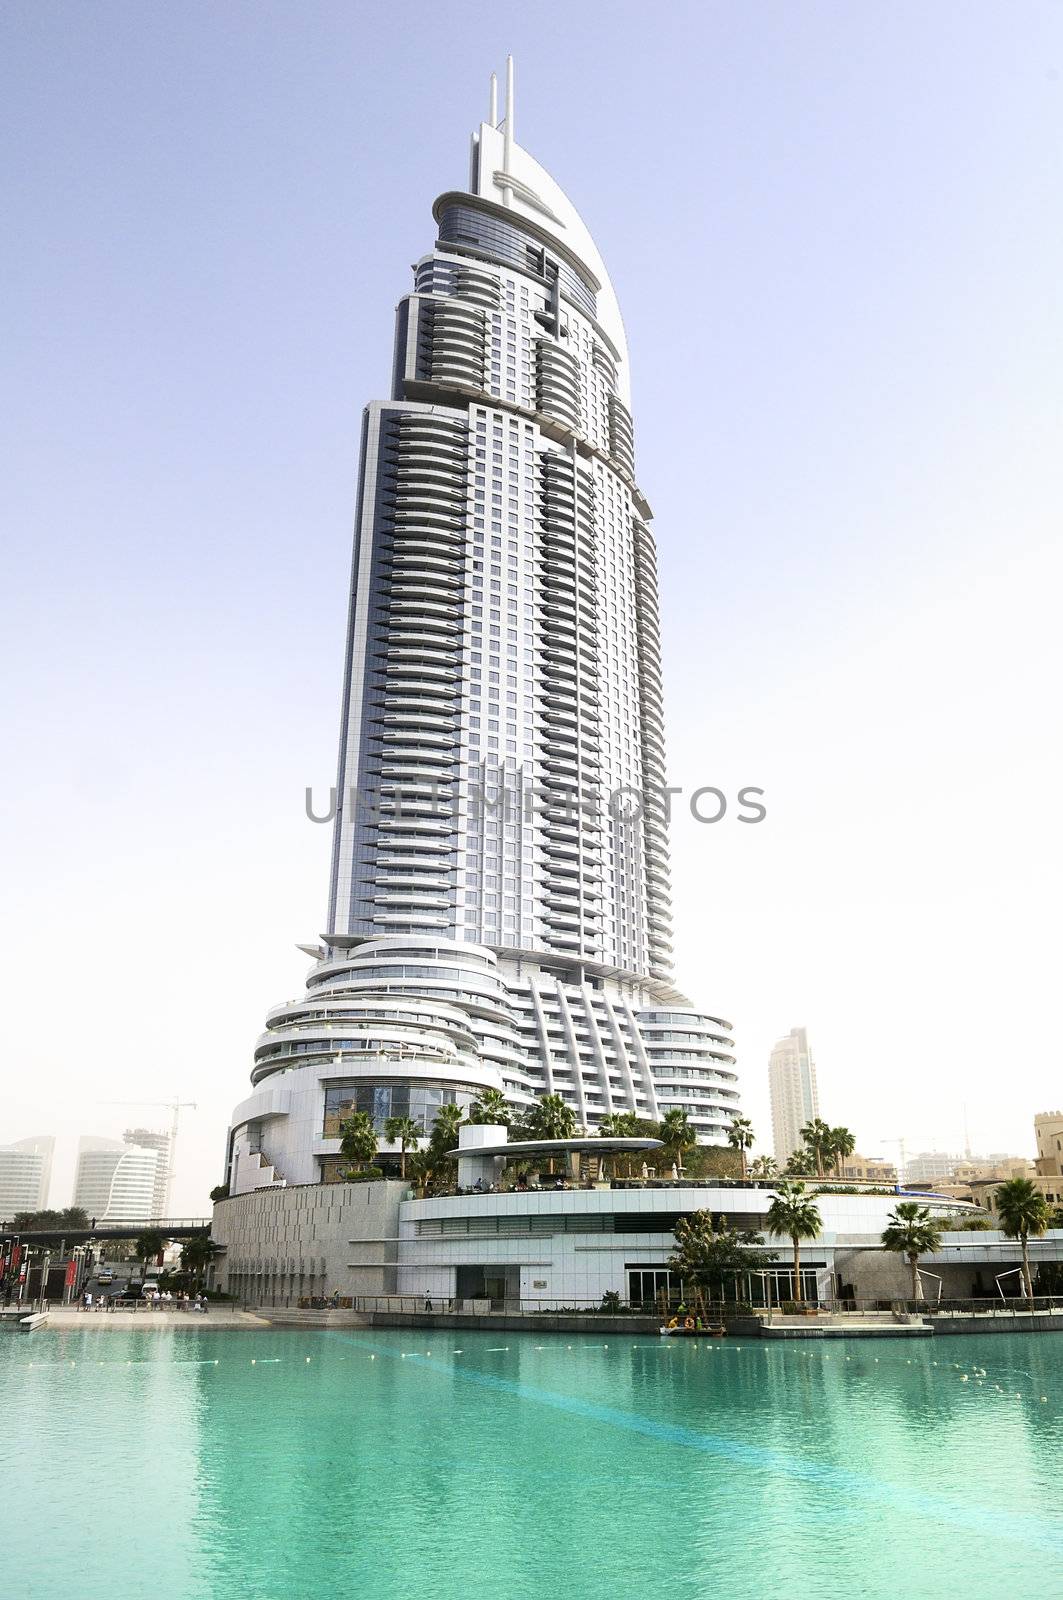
[322, 1082, 475, 1137]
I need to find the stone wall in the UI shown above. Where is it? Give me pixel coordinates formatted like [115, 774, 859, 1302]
[211, 1181, 406, 1305]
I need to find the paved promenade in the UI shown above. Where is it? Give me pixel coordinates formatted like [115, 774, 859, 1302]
[23, 1308, 271, 1330]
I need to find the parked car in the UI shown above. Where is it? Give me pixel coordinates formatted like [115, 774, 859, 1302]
[141, 1280, 160, 1297]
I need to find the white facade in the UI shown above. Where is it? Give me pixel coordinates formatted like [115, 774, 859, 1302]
[226, 71, 740, 1195]
[0, 1136, 54, 1219]
[768, 1026, 819, 1164]
[211, 1179, 971, 1310]
[123, 1127, 170, 1216]
[73, 1137, 159, 1223]
[394, 1185, 965, 1309]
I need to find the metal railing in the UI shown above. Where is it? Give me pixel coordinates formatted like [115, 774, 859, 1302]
[76, 1297, 213, 1312]
[758, 1295, 1063, 1318]
[350, 1294, 664, 1316]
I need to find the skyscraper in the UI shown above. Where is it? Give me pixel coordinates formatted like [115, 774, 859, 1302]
[225, 65, 740, 1194]
[0, 1136, 54, 1220]
[73, 1138, 159, 1223]
[768, 1027, 819, 1165]
[123, 1128, 170, 1217]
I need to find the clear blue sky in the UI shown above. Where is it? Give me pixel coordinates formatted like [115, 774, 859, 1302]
[3, 1, 1061, 1207]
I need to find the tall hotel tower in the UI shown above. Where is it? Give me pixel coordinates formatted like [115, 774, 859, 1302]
[225, 66, 740, 1194]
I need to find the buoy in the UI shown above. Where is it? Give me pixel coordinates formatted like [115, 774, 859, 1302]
[1041, 1396, 1047, 1402]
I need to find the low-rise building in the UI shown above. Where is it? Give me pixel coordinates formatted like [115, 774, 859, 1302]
[210, 1128, 974, 1310]
[837, 1154, 896, 1184]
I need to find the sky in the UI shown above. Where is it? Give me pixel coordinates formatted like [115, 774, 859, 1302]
[2, 1, 1062, 1211]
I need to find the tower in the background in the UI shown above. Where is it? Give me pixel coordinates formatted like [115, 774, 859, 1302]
[73, 1137, 158, 1223]
[768, 1026, 819, 1165]
[0, 1136, 54, 1220]
[225, 63, 740, 1195]
[123, 1128, 169, 1217]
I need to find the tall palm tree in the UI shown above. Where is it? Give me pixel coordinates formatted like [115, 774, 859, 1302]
[383, 1115, 421, 1179]
[799, 1119, 833, 1178]
[134, 1230, 166, 1270]
[661, 1109, 697, 1174]
[764, 1182, 822, 1305]
[528, 1094, 578, 1141]
[727, 1115, 755, 1180]
[467, 1088, 512, 1126]
[430, 1102, 466, 1152]
[528, 1094, 578, 1173]
[339, 1111, 378, 1171]
[994, 1177, 1051, 1301]
[881, 1201, 942, 1300]
[829, 1126, 856, 1177]
[180, 1234, 221, 1285]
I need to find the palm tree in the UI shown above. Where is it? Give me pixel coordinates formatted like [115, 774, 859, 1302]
[339, 1111, 378, 1171]
[383, 1115, 421, 1178]
[828, 1125, 856, 1177]
[881, 1201, 943, 1300]
[749, 1156, 778, 1180]
[429, 1102, 465, 1152]
[661, 1109, 697, 1174]
[528, 1094, 578, 1173]
[727, 1115, 754, 1180]
[994, 1177, 1051, 1301]
[764, 1182, 822, 1305]
[467, 1089, 511, 1126]
[135, 1230, 166, 1270]
[528, 1094, 578, 1141]
[799, 1119, 833, 1178]
[180, 1234, 221, 1284]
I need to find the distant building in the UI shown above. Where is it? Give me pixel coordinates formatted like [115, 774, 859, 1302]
[0, 1136, 54, 1219]
[72, 1138, 158, 1223]
[768, 1027, 819, 1164]
[905, 1152, 1033, 1189]
[123, 1128, 169, 1217]
[903, 1152, 963, 1185]
[837, 1154, 897, 1184]
[1035, 1111, 1063, 1177]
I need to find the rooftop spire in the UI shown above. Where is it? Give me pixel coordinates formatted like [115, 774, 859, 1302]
[502, 55, 515, 206]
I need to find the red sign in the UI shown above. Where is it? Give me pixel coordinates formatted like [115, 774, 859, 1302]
[65, 1258, 77, 1288]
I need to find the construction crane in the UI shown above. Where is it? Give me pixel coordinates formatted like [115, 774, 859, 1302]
[97, 1098, 197, 1216]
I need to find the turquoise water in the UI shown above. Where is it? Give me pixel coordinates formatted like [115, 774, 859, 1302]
[4, 1327, 1063, 1600]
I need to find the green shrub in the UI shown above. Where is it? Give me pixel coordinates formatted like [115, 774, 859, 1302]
[342, 1167, 384, 1184]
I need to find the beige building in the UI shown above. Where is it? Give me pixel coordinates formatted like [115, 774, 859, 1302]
[768, 1027, 819, 1165]
[1035, 1111, 1063, 1177]
[837, 1154, 897, 1184]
